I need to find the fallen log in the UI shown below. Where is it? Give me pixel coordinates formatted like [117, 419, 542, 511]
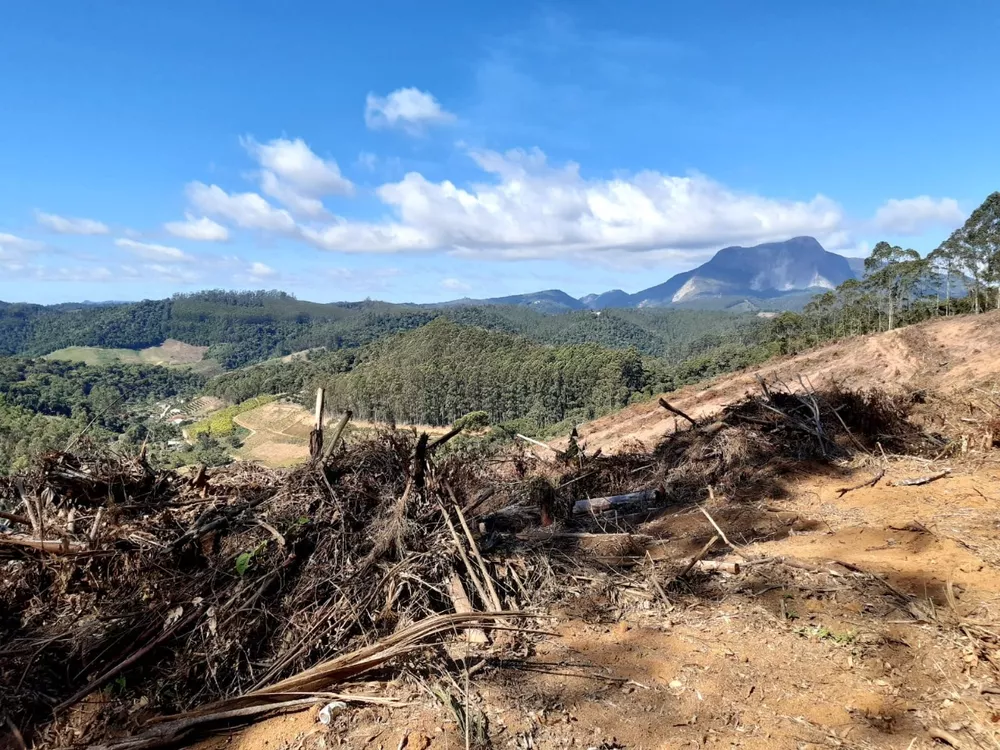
[572, 488, 659, 515]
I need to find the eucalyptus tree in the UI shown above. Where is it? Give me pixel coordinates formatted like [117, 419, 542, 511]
[939, 192, 1000, 313]
[863, 242, 929, 330]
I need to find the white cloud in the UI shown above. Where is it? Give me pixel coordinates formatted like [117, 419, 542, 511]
[186, 182, 297, 233]
[35, 211, 110, 235]
[365, 88, 456, 133]
[440, 277, 471, 292]
[244, 137, 353, 196]
[0, 232, 45, 257]
[259, 171, 328, 218]
[248, 261, 277, 278]
[872, 196, 964, 236]
[302, 147, 844, 258]
[115, 238, 193, 263]
[357, 152, 378, 171]
[164, 214, 230, 242]
[240, 137, 353, 217]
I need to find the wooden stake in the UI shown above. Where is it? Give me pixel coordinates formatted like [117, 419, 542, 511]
[309, 388, 325, 459]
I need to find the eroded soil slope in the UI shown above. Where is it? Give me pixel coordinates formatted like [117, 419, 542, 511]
[576, 311, 1000, 455]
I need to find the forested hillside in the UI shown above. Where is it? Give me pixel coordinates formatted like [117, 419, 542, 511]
[321, 319, 645, 427]
[0, 289, 769, 368]
[0, 358, 205, 472]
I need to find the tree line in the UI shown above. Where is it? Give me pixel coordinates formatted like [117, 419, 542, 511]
[1, 289, 771, 369]
[780, 191, 1000, 348]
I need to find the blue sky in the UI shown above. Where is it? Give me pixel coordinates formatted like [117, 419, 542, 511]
[1, 1, 997, 304]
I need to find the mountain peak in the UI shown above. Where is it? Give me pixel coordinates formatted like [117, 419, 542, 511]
[440, 237, 855, 313]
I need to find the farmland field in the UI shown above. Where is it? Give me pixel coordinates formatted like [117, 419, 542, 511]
[45, 339, 221, 374]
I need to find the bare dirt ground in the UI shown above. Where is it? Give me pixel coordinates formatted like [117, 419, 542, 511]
[196, 314, 1000, 750]
[233, 402, 452, 467]
[197, 458, 1000, 750]
[573, 311, 1000, 456]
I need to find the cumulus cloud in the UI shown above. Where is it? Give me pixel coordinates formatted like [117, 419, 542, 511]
[240, 137, 353, 218]
[164, 214, 230, 242]
[115, 238, 193, 263]
[248, 261, 277, 278]
[35, 211, 110, 235]
[302, 147, 844, 259]
[365, 88, 456, 133]
[186, 182, 297, 233]
[872, 196, 964, 236]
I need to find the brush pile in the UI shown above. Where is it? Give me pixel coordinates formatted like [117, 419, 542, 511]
[0, 380, 938, 749]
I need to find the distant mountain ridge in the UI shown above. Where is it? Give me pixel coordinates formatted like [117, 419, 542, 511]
[445, 237, 861, 312]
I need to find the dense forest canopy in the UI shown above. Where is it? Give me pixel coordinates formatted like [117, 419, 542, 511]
[0, 289, 770, 369]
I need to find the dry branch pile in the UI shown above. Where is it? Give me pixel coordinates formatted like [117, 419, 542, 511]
[0, 380, 939, 749]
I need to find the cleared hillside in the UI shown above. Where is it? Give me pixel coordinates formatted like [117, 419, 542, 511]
[575, 311, 1000, 453]
[44, 339, 219, 374]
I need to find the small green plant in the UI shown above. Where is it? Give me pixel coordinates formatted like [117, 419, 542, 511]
[796, 624, 856, 645]
[234, 541, 268, 576]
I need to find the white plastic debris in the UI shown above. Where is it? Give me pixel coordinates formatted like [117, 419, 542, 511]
[318, 701, 348, 725]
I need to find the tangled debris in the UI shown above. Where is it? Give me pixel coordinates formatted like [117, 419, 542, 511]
[0, 380, 945, 749]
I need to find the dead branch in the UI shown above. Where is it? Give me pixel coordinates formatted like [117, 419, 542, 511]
[446, 575, 489, 644]
[515, 433, 563, 459]
[658, 398, 697, 427]
[0, 537, 89, 555]
[893, 468, 951, 487]
[56, 604, 205, 712]
[698, 491, 751, 561]
[320, 410, 353, 464]
[677, 535, 720, 578]
[834, 468, 886, 497]
[928, 726, 964, 748]
[428, 424, 465, 453]
[439, 504, 493, 611]
[691, 560, 740, 574]
[0, 511, 30, 526]
[454, 504, 503, 613]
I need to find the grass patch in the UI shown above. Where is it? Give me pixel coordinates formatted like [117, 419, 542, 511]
[189, 395, 278, 438]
